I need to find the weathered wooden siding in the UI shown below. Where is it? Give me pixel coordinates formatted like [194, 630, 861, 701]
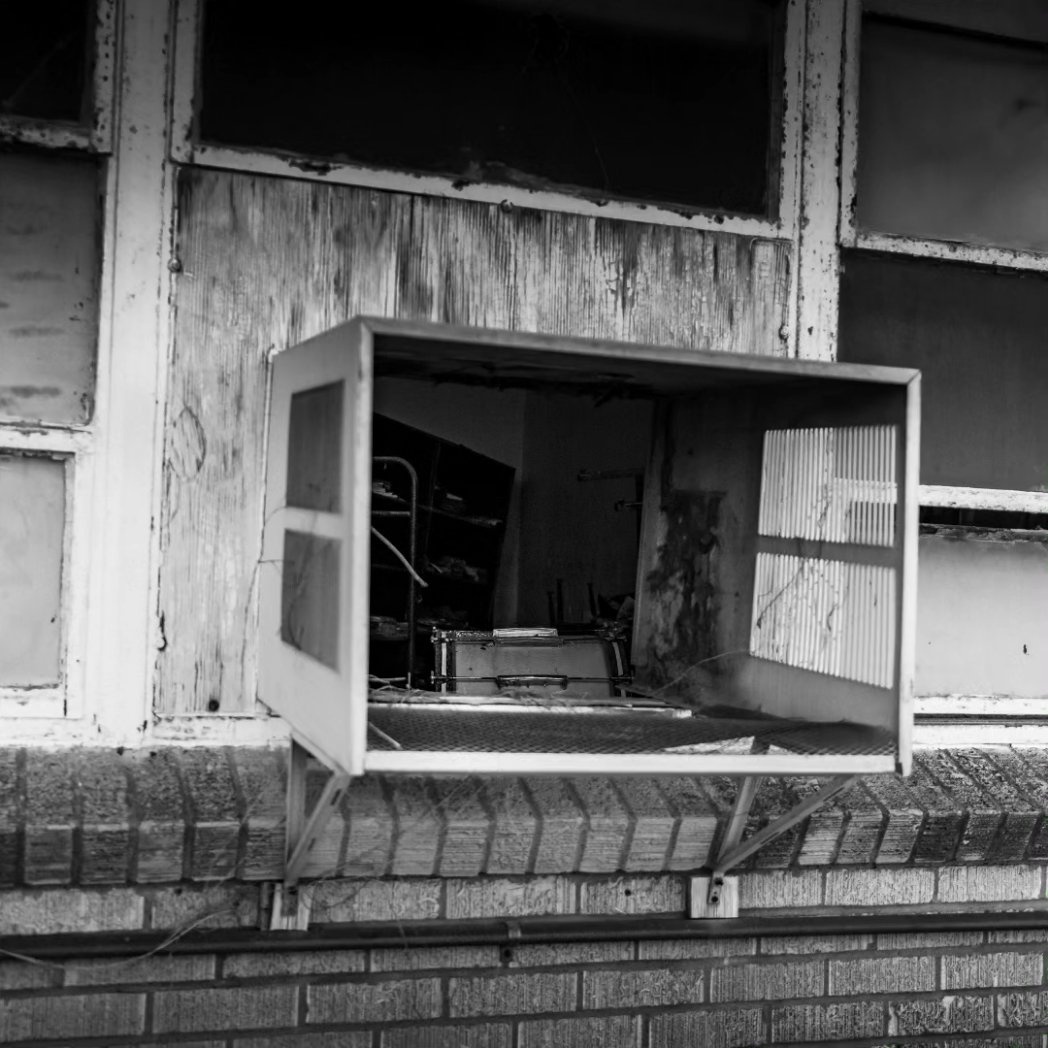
[157, 167, 791, 715]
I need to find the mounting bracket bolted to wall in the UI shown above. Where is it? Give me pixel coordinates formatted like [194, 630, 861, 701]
[270, 740, 351, 931]
[688, 773, 860, 919]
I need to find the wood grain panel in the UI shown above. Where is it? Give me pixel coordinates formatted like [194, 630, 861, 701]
[157, 168, 791, 714]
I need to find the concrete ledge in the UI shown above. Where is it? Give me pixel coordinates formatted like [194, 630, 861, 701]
[1, 747, 1047, 886]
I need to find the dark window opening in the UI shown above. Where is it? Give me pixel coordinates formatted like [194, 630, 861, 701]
[199, 0, 784, 217]
[839, 251, 1048, 494]
[367, 377, 648, 688]
[856, 15, 1048, 252]
[2, 1, 93, 124]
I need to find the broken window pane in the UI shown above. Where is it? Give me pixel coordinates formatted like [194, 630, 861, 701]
[839, 251, 1048, 492]
[0, 150, 101, 424]
[0, 454, 65, 687]
[1, 1, 92, 124]
[857, 17, 1048, 252]
[199, 0, 783, 216]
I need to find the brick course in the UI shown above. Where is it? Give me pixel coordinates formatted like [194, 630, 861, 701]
[5, 746, 1048, 889]
[5, 746, 1048, 1045]
[0, 915, 1046, 1045]
[153, 985, 299, 1033]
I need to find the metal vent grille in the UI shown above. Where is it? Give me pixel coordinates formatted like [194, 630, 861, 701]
[751, 554, 896, 687]
[758, 426, 897, 546]
[751, 425, 899, 688]
[368, 705, 895, 757]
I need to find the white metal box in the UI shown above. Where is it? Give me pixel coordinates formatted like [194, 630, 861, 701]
[259, 318, 919, 778]
[431, 629, 630, 698]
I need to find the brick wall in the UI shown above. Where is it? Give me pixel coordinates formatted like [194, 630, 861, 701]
[4, 871, 1048, 1045]
[5, 746, 1048, 1046]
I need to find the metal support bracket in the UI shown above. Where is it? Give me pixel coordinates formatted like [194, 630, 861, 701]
[270, 740, 351, 931]
[690, 772, 860, 918]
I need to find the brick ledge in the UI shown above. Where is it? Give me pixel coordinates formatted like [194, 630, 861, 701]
[1, 746, 1047, 887]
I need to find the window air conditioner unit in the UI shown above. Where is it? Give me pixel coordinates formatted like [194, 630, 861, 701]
[260, 318, 919, 779]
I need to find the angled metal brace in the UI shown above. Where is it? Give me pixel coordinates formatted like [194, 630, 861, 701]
[271, 740, 351, 930]
[702, 773, 860, 912]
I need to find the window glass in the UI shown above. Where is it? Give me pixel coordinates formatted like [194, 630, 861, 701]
[857, 17, 1048, 252]
[287, 382, 343, 512]
[0, 150, 101, 424]
[200, 0, 783, 217]
[1, 1, 92, 124]
[281, 531, 340, 669]
[0, 454, 65, 686]
[839, 251, 1048, 492]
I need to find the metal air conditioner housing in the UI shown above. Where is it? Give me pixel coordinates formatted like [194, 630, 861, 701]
[259, 318, 919, 779]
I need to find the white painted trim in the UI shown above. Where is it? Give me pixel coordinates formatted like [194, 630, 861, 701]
[795, 0, 846, 361]
[366, 749, 897, 777]
[177, 142, 790, 237]
[849, 229, 1048, 273]
[0, 694, 65, 717]
[777, 0, 806, 241]
[838, 0, 862, 249]
[280, 508, 345, 542]
[166, 0, 797, 239]
[0, 711, 285, 750]
[149, 715, 291, 747]
[0, 428, 92, 454]
[0, 428, 94, 723]
[894, 373, 921, 776]
[915, 722, 1048, 748]
[0, 0, 122, 723]
[919, 485, 1048, 513]
[778, 0, 807, 355]
[91, 0, 119, 152]
[78, 0, 175, 740]
[59, 450, 92, 721]
[0, 119, 94, 153]
[0, 445, 90, 719]
[169, 0, 200, 161]
[917, 695, 1048, 717]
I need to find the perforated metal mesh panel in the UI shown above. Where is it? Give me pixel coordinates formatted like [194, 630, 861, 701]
[368, 706, 895, 757]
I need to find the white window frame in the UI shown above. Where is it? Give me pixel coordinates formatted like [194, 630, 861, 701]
[0, 0, 116, 721]
[839, 0, 1048, 279]
[835, 0, 1048, 737]
[0, 0, 116, 154]
[0, 433, 89, 718]
[1, 0, 175, 744]
[168, 0, 805, 242]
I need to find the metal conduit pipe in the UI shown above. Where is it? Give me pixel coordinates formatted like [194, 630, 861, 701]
[4, 910, 1048, 961]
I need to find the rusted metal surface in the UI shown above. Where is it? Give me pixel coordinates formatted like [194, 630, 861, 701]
[156, 168, 791, 715]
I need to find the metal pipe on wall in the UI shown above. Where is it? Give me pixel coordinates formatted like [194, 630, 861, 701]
[3, 909, 1048, 961]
